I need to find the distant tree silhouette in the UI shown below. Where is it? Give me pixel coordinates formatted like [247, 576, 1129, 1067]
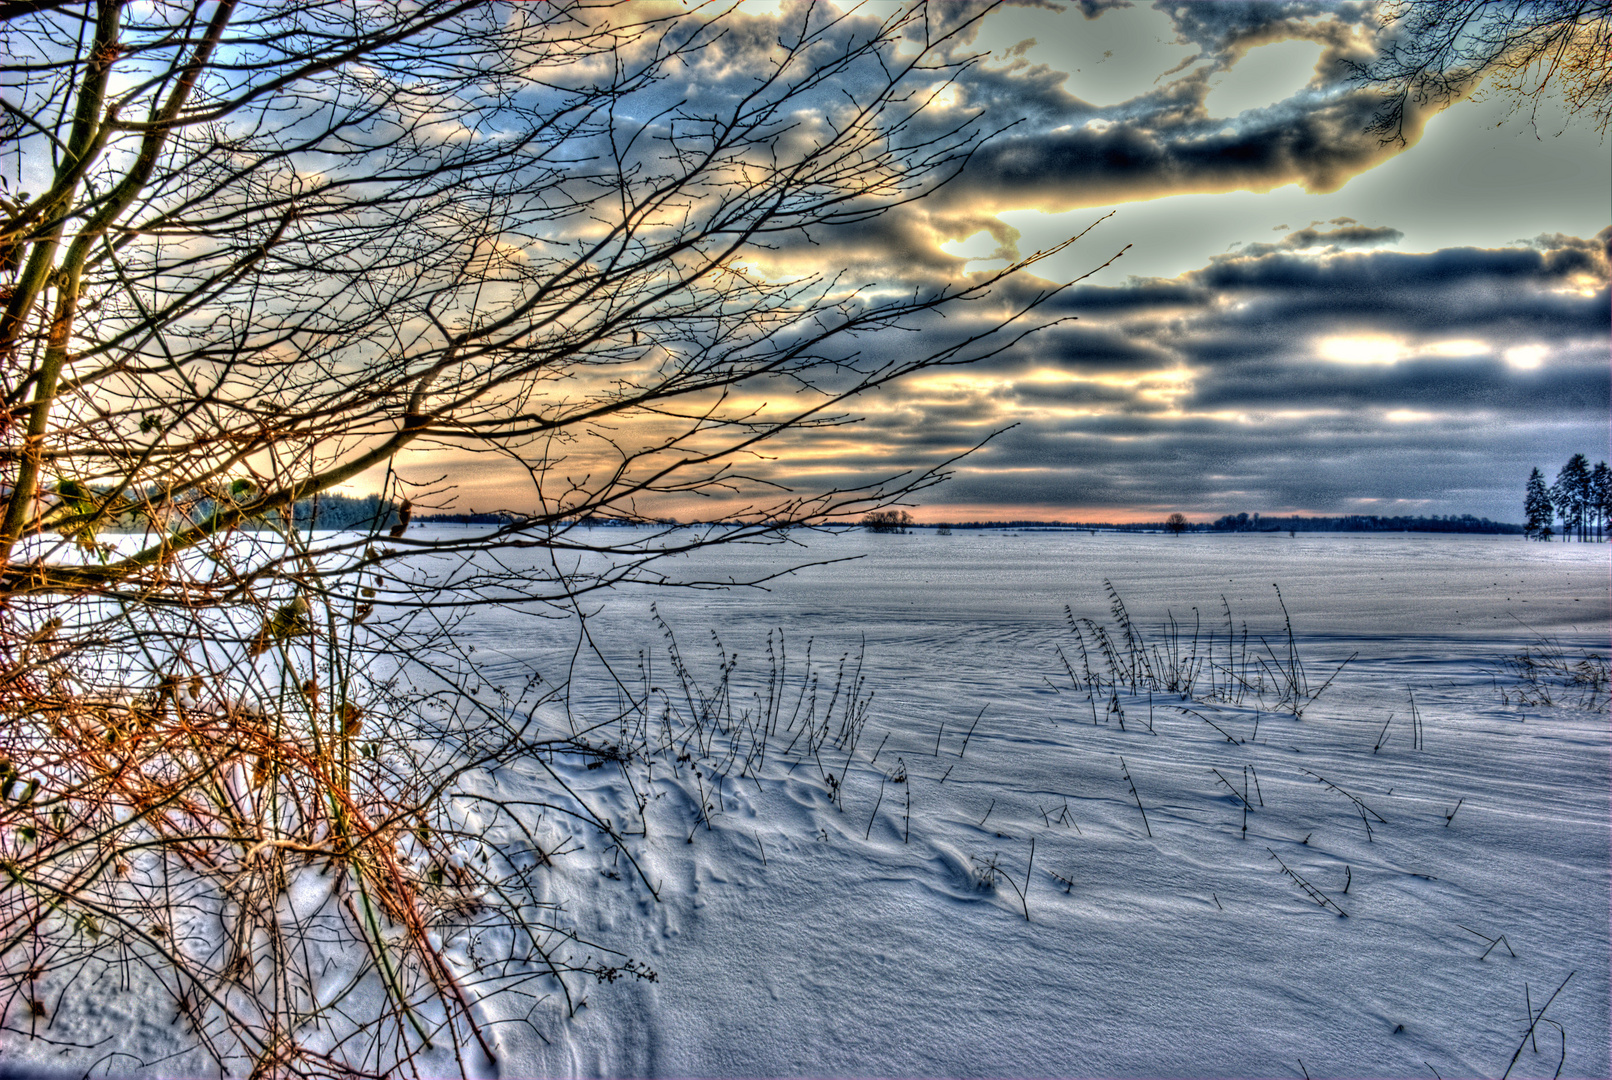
[862, 509, 913, 533]
[1554, 454, 1592, 540]
[1212, 512, 1254, 532]
[1165, 512, 1189, 536]
[1525, 467, 1555, 540]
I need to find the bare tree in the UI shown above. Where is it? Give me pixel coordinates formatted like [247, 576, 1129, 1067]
[0, 2, 1104, 1074]
[1164, 512, 1188, 536]
[0, 0, 1092, 601]
[1354, 0, 1612, 142]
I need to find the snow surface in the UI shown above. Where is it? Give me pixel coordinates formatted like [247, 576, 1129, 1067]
[5, 531, 1608, 1079]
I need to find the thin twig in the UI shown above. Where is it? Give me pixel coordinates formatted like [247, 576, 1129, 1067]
[958, 705, 987, 757]
[1121, 757, 1151, 838]
[1502, 971, 1573, 1080]
[1266, 847, 1348, 917]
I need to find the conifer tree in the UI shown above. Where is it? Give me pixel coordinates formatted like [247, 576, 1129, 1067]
[1592, 461, 1610, 541]
[1525, 467, 1555, 540]
[1554, 454, 1592, 541]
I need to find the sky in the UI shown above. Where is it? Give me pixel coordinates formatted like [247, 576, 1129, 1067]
[342, 0, 1611, 526]
[667, 0, 1610, 525]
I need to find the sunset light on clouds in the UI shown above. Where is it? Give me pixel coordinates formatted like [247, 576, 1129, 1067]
[376, 1, 1607, 525]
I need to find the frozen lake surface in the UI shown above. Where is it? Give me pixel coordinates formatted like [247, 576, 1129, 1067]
[6, 530, 1606, 1079]
[449, 530, 1610, 1079]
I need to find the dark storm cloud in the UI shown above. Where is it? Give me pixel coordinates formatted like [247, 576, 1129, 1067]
[1230, 223, 1405, 256]
[950, 93, 1386, 208]
[1158, 1, 1375, 53]
[1167, 236, 1612, 343]
[923, 1, 1404, 213]
[1073, 1, 1135, 19]
[1192, 243, 1598, 291]
[959, 323, 1178, 373]
[1050, 278, 1210, 312]
[1204, 284, 1609, 338]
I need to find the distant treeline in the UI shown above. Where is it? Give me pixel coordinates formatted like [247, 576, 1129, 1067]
[191, 492, 399, 531]
[65, 486, 711, 533]
[414, 511, 518, 526]
[936, 520, 1136, 531]
[274, 506, 1537, 535]
[922, 514, 1524, 534]
[189, 500, 1535, 537]
[52, 486, 402, 534]
[284, 493, 398, 530]
[1205, 512, 1523, 535]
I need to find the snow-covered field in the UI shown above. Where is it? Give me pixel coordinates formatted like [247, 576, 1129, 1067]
[470, 530, 1610, 1078]
[6, 531, 1608, 1078]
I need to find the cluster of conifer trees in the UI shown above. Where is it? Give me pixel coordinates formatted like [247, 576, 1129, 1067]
[1524, 454, 1609, 541]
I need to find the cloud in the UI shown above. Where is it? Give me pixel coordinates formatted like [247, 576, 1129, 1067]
[823, 230, 1611, 521]
[1186, 356, 1610, 412]
[1229, 223, 1404, 256]
[740, 6, 1606, 523]
[1073, 0, 1135, 19]
[420, 4, 1606, 524]
[913, 0, 1427, 218]
[940, 90, 1403, 211]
